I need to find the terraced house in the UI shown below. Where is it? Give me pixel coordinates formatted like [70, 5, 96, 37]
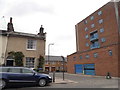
[0, 17, 46, 69]
[67, 1, 120, 77]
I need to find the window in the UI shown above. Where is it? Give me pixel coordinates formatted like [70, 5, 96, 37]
[27, 40, 37, 50]
[90, 32, 98, 41]
[73, 56, 76, 60]
[85, 27, 88, 31]
[100, 28, 104, 33]
[90, 41, 100, 49]
[91, 24, 95, 28]
[22, 68, 33, 74]
[85, 54, 90, 59]
[9, 68, 21, 73]
[85, 35, 89, 39]
[52, 61, 55, 65]
[80, 55, 82, 59]
[101, 38, 106, 42]
[99, 19, 103, 24]
[1, 68, 9, 72]
[45, 61, 48, 64]
[86, 43, 89, 47]
[98, 11, 102, 15]
[94, 53, 98, 58]
[84, 20, 88, 24]
[26, 57, 35, 68]
[90, 16, 94, 20]
[108, 50, 112, 56]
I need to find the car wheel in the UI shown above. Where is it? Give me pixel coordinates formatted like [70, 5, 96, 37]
[0, 79, 6, 89]
[38, 79, 46, 87]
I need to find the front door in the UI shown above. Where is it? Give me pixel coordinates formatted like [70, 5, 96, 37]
[6, 59, 14, 66]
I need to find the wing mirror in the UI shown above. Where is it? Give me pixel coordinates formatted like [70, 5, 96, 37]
[33, 72, 37, 76]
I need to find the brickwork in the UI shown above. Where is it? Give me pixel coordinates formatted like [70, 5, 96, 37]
[67, 2, 120, 77]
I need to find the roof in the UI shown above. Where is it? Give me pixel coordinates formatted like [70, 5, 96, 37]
[0, 30, 46, 40]
[45, 56, 67, 62]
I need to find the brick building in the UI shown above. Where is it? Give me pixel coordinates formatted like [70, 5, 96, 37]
[0, 17, 46, 69]
[67, 1, 120, 77]
[45, 56, 67, 72]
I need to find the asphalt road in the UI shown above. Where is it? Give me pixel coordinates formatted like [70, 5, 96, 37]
[4, 72, 119, 89]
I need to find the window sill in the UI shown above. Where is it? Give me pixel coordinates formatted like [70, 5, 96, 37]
[26, 49, 36, 51]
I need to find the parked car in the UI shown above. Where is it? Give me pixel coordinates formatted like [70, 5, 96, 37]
[0, 67, 52, 89]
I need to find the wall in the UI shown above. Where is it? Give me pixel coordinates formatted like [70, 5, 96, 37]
[0, 35, 7, 65]
[6, 36, 45, 69]
[67, 2, 119, 77]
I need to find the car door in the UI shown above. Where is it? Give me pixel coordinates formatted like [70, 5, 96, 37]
[7, 67, 23, 82]
[21, 68, 37, 83]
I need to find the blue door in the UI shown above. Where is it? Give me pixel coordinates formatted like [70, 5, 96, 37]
[75, 64, 83, 74]
[84, 64, 95, 75]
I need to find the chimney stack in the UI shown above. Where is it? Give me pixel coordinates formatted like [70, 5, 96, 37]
[40, 25, 44, 34]
[7, 17, 14, 32]
[38, 25, 44, 35]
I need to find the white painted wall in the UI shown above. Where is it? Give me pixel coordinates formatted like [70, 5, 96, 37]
[0, 35, 7, 65]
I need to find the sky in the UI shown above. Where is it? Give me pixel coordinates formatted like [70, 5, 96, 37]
[0, 0, 111, 57]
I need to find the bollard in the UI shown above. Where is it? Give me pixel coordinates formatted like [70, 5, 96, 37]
[53, 71, 55, 82]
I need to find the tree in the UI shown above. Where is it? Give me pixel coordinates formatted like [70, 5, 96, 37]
[37, 55, 45, 68]
[8, 51, 24, 66]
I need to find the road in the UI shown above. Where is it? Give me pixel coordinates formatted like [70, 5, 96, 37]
[5, 72, 119, 89]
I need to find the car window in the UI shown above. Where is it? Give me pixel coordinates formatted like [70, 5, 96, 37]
[22, 68, 33, 74]
[9, 68, 21, 73]
[1, 68, 9, 72]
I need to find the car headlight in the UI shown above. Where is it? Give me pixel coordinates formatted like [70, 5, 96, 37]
[48, 76, 52, 79]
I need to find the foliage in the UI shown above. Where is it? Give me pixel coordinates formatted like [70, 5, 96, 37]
[8, 51, 24, 66]
[37, 55, 45, 68]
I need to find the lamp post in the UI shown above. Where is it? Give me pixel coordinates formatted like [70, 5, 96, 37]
[61, 56, 65, 80]
[48, 43, 54, 73]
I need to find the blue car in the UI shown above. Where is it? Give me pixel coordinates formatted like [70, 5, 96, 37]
[0, 67, 52, 89]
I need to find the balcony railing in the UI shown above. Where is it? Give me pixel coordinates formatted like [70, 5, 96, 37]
[90, 44, 100, 49]
[90, 36, 98, 42]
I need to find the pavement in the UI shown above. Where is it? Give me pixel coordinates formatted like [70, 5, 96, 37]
[53, 77, 78, 84]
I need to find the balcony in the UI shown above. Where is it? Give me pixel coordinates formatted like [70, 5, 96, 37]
[90, 34, 98, 42]
[90, 43, 100, 49]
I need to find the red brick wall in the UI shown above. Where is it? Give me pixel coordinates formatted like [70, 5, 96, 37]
[67, 2, 120, 77]
[67, 45, 119, 77]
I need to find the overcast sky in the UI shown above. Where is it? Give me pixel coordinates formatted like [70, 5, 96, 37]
[0, 0, 110, 57]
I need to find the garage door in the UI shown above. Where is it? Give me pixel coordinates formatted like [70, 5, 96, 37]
[84, 64, 95, 75]
[75, 64, 83, 74]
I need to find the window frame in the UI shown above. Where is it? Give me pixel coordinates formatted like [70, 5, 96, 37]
[90, 16, 94, 20]
[98, 11, 102, 15]
[98, 19, 103, 24]
[26, 57, 35, 68]
[26, 39, 37, 50]
[108, 50, 112, 56]
[100, 28, 104, 33]
[85, 54, 90, 59]
[91, 24, 95, 28]
[101, 38, 106, 42]
[94, 53, 98, 58]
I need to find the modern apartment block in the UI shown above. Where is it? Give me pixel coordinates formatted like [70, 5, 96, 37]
[45, 56, 67, 72]
[0, 17, 46, 69]
[67, 1, 120, 77]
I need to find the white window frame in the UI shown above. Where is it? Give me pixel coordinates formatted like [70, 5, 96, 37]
[26, 57, 35, 68]
[26, 39, 37, 50]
